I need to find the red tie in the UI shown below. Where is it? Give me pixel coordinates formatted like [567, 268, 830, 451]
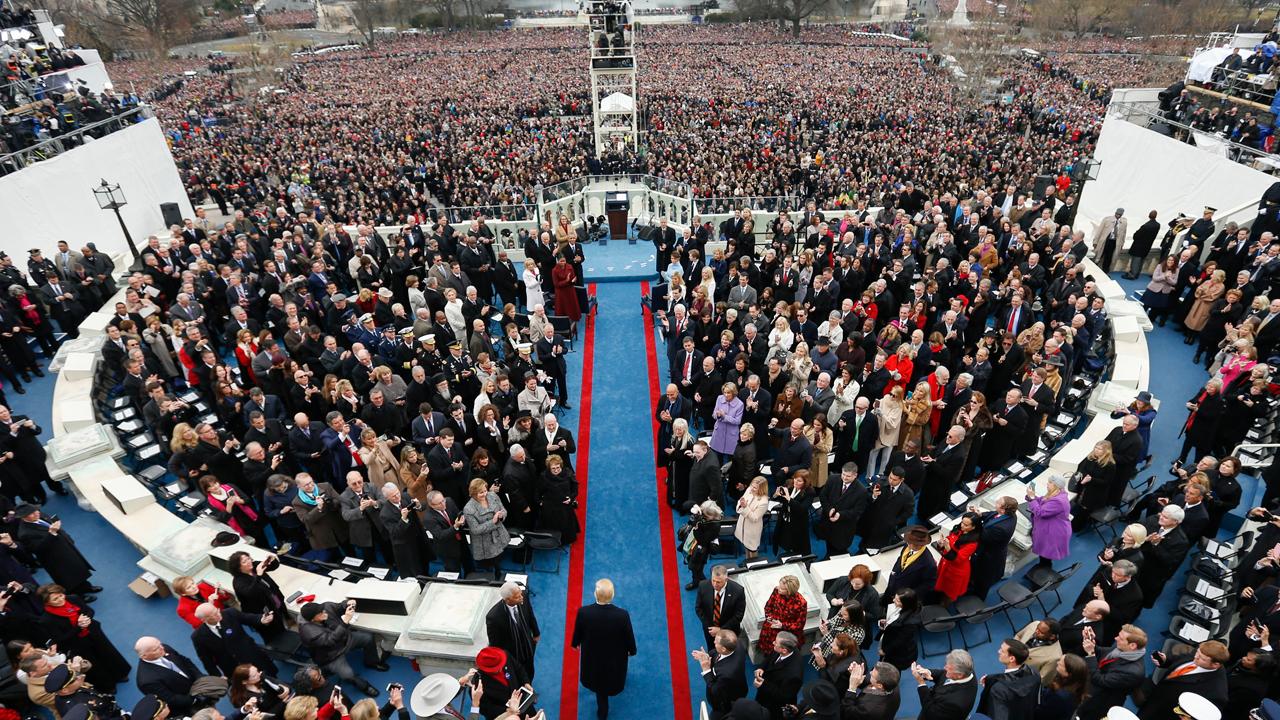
[1007, 309, 1016, 333]
[343, 437, 364, 466]
[684, 352, 693, 380]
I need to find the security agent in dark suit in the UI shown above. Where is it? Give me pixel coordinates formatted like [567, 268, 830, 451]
[752, 631, 805, 719]
[485, 582, 541, 680]
[817, 462, 870, 558]
[883, 526, 938, 605]
[1136, 643, 1230, 719]
[692, 629, 748, 720]
[190, 603, 278, 678]
[967, 497, 1019, 600]
[919, 426, 967, 521]
[694, 566, 746, 649]
[133, 636, 220, 714]
[910, 649, 978, 720]
[976, 639, 1040, 720]
[1075, 622, 1148, 720]
[858, 466, 915, 551]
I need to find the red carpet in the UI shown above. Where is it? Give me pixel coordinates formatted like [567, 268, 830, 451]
[559, 284, 597, 720]
[640, 281, 694, 720]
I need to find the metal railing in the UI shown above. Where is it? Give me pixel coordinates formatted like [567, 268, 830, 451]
[541, 173, 693, 202]
[434, 204, 538, 224]
[1107, 100, 1278, 171]
[0, 105, 151, 175]
[694, 196, 801, 215]
[1197, 66, 1279, 107]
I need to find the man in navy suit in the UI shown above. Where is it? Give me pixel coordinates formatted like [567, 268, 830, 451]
[289, 412, 330, 480]
[410, 402, 449, 452]
[968, 496, 1019, 600]
[243, 387, 286, 424]
[319, 411, 367, 490]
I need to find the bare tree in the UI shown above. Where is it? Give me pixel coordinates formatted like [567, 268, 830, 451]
[97, 0, 198, 53]
[737, 0, 830, 35]
[1030, 0, 1114, 36]
[350, 0, 389, 44]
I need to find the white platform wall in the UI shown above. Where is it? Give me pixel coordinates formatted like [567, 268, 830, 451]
[1077, 115, 1276, 251]
[0, 117, 192, 262]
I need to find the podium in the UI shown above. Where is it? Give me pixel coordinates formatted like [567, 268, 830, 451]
[605, 191, 629, 240]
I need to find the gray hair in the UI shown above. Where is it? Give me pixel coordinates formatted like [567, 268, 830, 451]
[1161, 504, 1185, 523]
[499, 581, 523, 600]
[945, 649, 974, 677]
[711, 565, 729, 579]
[426, 490, 444, 503]
[381, 482, 399, 496]
[699, 500, 723, 519]
[1112, 559, 1138, 578]
[774, 631, 799, 653]
[874, 662, 900, 691]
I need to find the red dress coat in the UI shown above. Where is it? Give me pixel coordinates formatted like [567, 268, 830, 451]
[758, 590, 808, 654]
[552, 263, 581, 321]
[884, 355, 913, 397]
[927, 373, 945, 438]
[934, 530, 979, 601]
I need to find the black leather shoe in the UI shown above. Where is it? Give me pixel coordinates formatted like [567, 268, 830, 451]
[19, 374, 31, 383]
[82, 585, 104, 594]
[81, 594, 98, 603]
[50, 484, 70, 496]
[684, 581, 699, 591]
[14, 386, 24, 394]
[373, 661, 390, 671]
[32, 368, 45, 377]
[361, 684, 380, 698]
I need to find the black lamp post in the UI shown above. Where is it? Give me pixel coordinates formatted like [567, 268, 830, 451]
[92, 178, 139, 265]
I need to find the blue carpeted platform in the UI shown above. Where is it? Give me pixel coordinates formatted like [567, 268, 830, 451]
[581, 234, 660, 283]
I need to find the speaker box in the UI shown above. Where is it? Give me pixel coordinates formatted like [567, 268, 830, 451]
[1032, 174, 1054, 199]
[637, 225, 656, 241]
[159, 202, 183, 228]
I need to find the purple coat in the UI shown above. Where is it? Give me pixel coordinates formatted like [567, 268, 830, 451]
[1028, 491, 1072, 561]
[710, 396, 743, 456]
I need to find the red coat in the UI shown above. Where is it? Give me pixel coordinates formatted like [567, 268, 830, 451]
[933, 530, 979, 601]
[758, 590, 807, 654]
[552, 263, 581, 321]
[884, 355, 913, 397]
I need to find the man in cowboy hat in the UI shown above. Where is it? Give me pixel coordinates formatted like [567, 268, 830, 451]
[883, 525, 938, 605]
[410, 672, 482, 719]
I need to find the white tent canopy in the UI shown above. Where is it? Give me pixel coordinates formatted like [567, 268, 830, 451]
[600, 92, 634, 112]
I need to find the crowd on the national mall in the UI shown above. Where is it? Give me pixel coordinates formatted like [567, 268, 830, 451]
[0, 15, 1279, 720]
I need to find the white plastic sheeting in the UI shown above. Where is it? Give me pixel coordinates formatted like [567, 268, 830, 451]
[1077, 115, 1277, 251]
[1186, 46, 1234, 83]
[0, 117, 193, 261]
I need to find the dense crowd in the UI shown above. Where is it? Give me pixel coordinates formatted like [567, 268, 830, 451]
[192, 9, 319, 42]
[0, 16, 1274, 720]
[113, 21, 1190, 224]
[0, 173, 606, 716]
[652, 182, 1280, 718]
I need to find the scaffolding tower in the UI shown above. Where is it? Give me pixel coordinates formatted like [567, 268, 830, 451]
[585, 0, 638, 158]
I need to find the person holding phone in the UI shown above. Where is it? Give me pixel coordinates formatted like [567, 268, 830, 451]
[472, 647, 532, 719]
